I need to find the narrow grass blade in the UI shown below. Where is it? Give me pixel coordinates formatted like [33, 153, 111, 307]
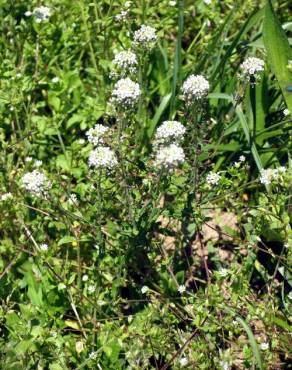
[169, 0, 184, 117]
[211, 8, 264, 85]
[148, 93, 171, 139]
[235, 105, 268, 190]
[235, 315, 263, 370]
[263, 0, 292, 112]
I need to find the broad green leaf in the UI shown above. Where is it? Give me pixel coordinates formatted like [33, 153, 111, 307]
[65, 320, 80, 330]
[48, 92, 61, 112]
[263, 0, 292, 112]
[58, 236, 76, 246]
[28, 285, 43, 306]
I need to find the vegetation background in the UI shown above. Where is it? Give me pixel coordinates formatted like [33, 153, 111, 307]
[0, 0, 291, 369]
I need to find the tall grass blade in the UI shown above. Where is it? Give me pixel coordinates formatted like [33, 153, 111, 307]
[236, 315, 264, 370]
[148, 93, 172, 139]
[235, 105, 268, 189]
[263, 0, 292, 112]
[169, 0, 184, 117]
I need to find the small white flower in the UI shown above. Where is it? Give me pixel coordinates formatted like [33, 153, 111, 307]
[82, 274, 89, 282]
[25, 156, 33, 162]
[21, 170, 51, 197]
[39, 243, 48, 251]
[154, 143, 185, 169]
[88, 146, 118, 170]
[124, 1, 132, 8]
[111, 78, 141, 107]
[86, 124, 109, 146]
[52, 77, 59, 83]
[141, 286, 149, 294]
[0, 193, 13, 202]
[283, 108, 290, 116]
[16, 73, 22, 78]
[34, 160, 43, 168]
[68, 193, 78, 205]
[88, 285, 96, 294]
[240, 57, 264, 80]
[89, 351, 97, 359]
[233, 161, 241, 168]
[169, 0, 177, 6]
[260, 342, 269, 351]
[78, 139, 85, 145]
[179, 357, 188, 366]
[25, 11, 32, 17]
[219, 361, 230, 370]
[182, 74, 209, 102]
[113, 50, 137, 75]
[203, 0, 212, 4]
[239, 155, 246, 162]
[115, 10, 128, 22]
[33, 6, 51, 23]
[178, 285, 186, 294]
[218, 268, 229, 277]
[206, 171, 221, 186]
[155, 121, 186, 143]
[133, 25, 157, 49]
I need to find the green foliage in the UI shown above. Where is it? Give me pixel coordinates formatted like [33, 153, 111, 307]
[0, 0, 291, 369]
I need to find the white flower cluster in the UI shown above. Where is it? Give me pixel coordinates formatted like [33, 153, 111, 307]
[115, 1, 131, 21]
[86, 124, 109, 146]
[112, 50, 137, 75]
[0, 192, 13, 202]
[155, 121, 186, 143]
[206, 171, 221, 186]
[154, 143, 185, 170]
[25, 6, 51, 23]
[240, 57, 264, 79]
[88, 146, 118, 170]
[260, 167, 286, 185]
[21, 170, 51, 197]
[133, 25, 157, 49]
[182, 74, 209, 102]
[111, 77, 141, 107]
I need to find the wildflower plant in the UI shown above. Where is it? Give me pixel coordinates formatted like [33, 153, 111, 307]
[0, 0, 291, 369]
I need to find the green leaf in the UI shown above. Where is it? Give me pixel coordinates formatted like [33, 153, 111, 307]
[48, 92, 61, 112]
[169, 0, 184, 116]
[147, 93, 171, 139]
[28, 285, 43, 306]
[56, 154, 71, 172]
[225, 307, 263, 370]
[49, 363, 64, 370]
[270, 315, 291, 332]
[263, 0, 292, 112]
[235, 105, 267, 189]
[58, 236, 76, 246]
